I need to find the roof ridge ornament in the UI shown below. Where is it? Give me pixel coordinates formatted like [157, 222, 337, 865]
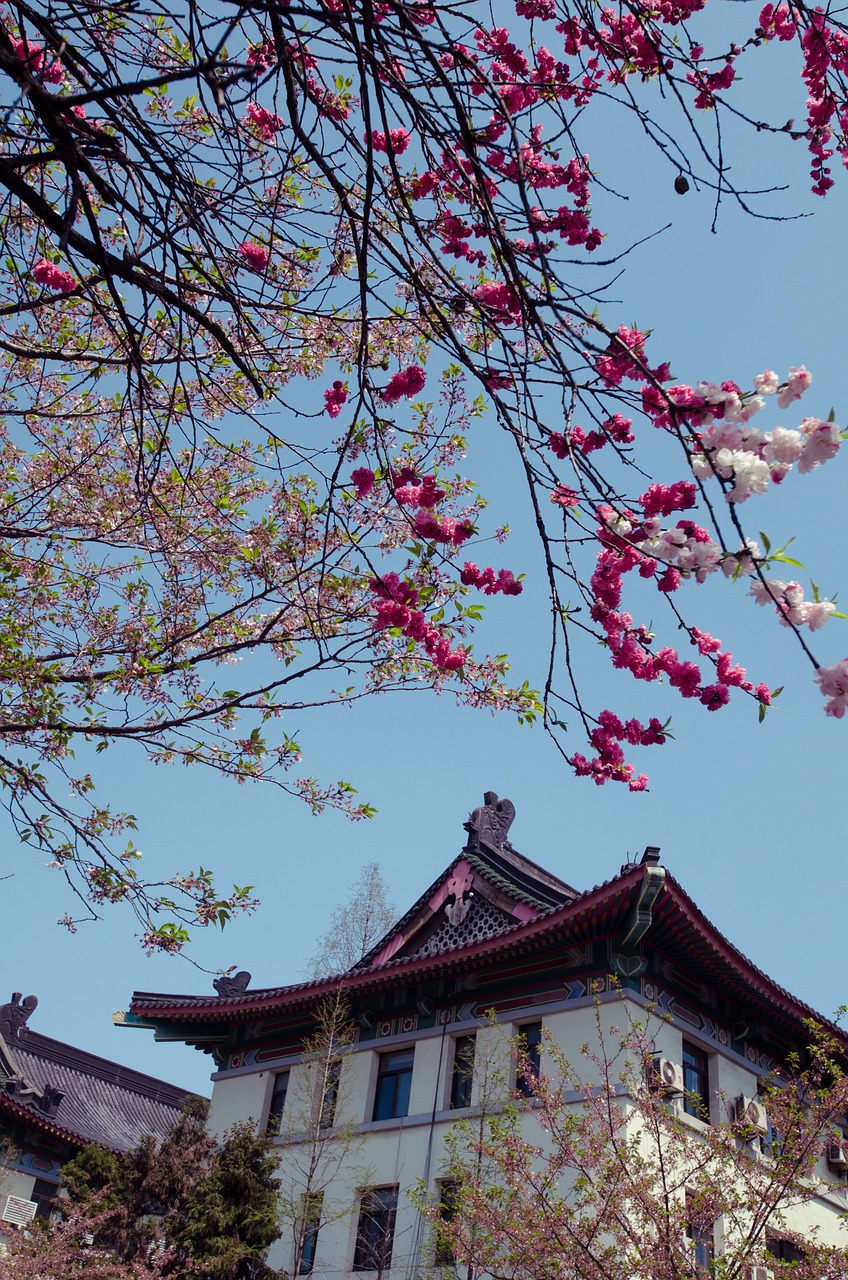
[464, 791, 516, 852]
[213, 970, 251, 999]
[0, 992, 37, 1041]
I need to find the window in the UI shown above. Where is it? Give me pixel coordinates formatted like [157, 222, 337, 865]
[758, 1088, 783, 1158]
[682, 1041, 709, 1120]
[685, 1199, 714, 1277]
[32, 1178, 58, 1220]
[685, 1220, 714, 1276]
[320, 1058, 341, 1129]
[298, 1193, 323, 1274]
[373, 1048, 414, 1121]
[266, 1070, 290, 1135]
[353, 1186, 398, 1271]
[434, 1180, 458, 1266]
[767, 1237, 805, 1264]
[450, 1035, 476, 1110]
[517, 1021, 542, 1098]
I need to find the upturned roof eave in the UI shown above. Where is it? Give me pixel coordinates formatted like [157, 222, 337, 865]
[0, 1090, 101, 1152]
[657, 872, 848, 1050]
[127, 864, 848, 1059]
[128, 865, 644, 1022]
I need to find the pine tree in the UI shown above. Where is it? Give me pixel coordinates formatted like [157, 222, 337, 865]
[169, 1122, 282, 1280]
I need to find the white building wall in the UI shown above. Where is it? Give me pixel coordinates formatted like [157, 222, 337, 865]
[208, 990, 848, 1278]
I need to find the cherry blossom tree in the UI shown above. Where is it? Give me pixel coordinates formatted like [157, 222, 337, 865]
[1, 0, 847, 948]
[429, 1009, 848, 1280]
[0, 1202, 173, 1279]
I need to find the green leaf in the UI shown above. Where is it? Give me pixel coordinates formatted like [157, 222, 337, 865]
[771, 553, 805, 569]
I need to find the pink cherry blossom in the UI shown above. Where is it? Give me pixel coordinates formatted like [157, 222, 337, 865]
[245, 101, 282, 139]
[350, 468, 375, 498]
[777, 364, 813, 408]
[815, 658, 848, 716]
[10, 37, 63, 83]
[324, 380, 348, 417]
[383, 366, 426, 404]
[369, 128, 412, 154]
[238, 240, 269, 271]
[32, 258, 77, 294]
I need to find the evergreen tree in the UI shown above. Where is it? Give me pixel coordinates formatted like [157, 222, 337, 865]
[62, 1096, 214, 1262]
[169, 1122, 282, 1280]
[62, 1100, 282, 1278]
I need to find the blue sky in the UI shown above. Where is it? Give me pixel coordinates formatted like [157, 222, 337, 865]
[2, 5, 846, 1098]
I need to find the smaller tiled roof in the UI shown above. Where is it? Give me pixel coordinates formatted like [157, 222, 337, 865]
[0, 995, 197, 1153]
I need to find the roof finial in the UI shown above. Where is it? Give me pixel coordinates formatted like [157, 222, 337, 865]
[213, 970, 251, 999]
[464, 792, 516, 851]
[0, 992, 37, 1041]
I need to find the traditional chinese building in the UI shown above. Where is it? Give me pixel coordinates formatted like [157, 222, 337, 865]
[124, 792, 848, 1276]
[0, 990, 195, 1223]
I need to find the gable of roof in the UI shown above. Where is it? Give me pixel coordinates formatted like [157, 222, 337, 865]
[121, 794, 848, 1067]
[351, 792, 578, 971]
[0, 993, 197, 1152]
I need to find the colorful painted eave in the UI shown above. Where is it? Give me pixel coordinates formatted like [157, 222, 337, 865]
[127, 863, 642, 1022]
[127, 863, 848, 1056]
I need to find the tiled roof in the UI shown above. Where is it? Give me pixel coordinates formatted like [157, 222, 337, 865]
[127, 865, 641, 1022]
[127, 863, 848, 1061]
[0, 1010, 196, 1152]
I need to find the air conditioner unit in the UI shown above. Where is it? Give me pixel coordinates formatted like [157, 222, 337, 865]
[827, 1138, 848, 1170]
[750, 1267, 774, 1280]
[650, 1057, 684, 1095]
[733, 1095, 768, 1137]
[1, 1195, 37, 1226]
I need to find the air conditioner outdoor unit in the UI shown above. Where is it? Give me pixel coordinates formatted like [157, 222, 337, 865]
[1, 1195, 37, 1226]
[733, 1095, 768, 1137]
[650, 1057, 684, 1095]
[750, 1267, 774, 1280]
[827, 1138, 848, 1170]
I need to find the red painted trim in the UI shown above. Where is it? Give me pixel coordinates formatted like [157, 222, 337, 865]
[369, 932, 405, 968]
[0, 1094, 91, 1152]
[129, 865, 848, 1056]
[129, 866, 645, 1020]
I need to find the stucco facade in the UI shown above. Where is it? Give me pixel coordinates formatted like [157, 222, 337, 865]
[126, 793, 848, 1275]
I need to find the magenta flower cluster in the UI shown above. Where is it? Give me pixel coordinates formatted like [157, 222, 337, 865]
[370, 574, 466, 671]
[324, 380, 348, 418]
[382, 365, 426, 404]
[460, 562, 523, 595]
[32, 258, 76, 294]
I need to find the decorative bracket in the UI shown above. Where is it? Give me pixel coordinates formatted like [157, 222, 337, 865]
[611, 859, 666, 979]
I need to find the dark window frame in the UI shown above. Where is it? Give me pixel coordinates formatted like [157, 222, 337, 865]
[31, 1177, 58, 1220]
[450, 1034, 476, 1110]
[685, 1197, 714, 1277]
[516, 1021, 543, 1099]
[266, 1069, 290, 1135]
[298, 1192, 323, 1275]
[682, 1040, 710, 1121]
[434, 1180, 458, 1266]
[319, 1057, 342, 1129]
[372, 1048, 414, 1122]
[353, 1186, 398, 1272]
[767, 1236, 805, 1264]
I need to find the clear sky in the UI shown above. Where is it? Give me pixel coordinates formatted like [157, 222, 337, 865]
[1, 4, 846, 1098]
